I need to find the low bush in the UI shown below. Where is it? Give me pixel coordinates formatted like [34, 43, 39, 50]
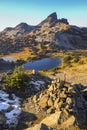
[5, 67, 30, 90]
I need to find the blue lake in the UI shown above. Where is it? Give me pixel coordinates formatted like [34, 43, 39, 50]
[24, 57, 61, 70]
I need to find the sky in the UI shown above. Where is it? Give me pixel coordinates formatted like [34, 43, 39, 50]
[0, 0, 87, 31]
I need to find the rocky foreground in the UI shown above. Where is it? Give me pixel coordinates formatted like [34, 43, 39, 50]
[19, 79, 87, 130]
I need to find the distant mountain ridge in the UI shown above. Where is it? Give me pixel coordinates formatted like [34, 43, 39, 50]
[1, 22, 36, 37]
[0, 12, 69, 37]
[0, 12, 87, 51]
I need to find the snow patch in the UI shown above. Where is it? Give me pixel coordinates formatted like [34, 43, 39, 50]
[0, 90, 21, 127]
[29, 80, 45, 91]
[30, 80, 45, 86]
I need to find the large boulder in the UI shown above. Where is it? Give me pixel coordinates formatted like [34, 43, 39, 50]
[58, 18, 69, 24]
[59, 115, 75, 129]
[41, 111, 61, 127]
[39, 95, 49, 108]
[25, 123, 55, 130]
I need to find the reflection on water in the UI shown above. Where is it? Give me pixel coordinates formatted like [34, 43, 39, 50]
[24, 58, 61, 70]
[3, 57, 16, 62]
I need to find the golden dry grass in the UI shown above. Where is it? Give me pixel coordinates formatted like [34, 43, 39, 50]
[1, 47, 87, 75]
[1, 47, 35, 60]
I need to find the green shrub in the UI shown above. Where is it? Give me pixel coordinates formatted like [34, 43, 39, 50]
[62, 56, 73, 68]
[5, 67, 30, 90]
[73, 56, 79, 62]
[63, 56, 72, 63]
[79, 60, 84, 65]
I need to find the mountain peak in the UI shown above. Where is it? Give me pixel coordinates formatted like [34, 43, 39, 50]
[14, 22, 35, 33]
[15, 22, 29, 29]
[39, 12, 58, 26]
[47, 12, 57, 20]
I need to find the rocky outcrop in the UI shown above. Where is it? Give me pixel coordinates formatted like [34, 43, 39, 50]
[41, 111, 61, 127]
[25, 123, 55, 130]
[39, 12, 69, 27]
[58, 18, 69, 24]
[25, 79, 87, 130]
[54, 25, 87, 49]
[2, 27, 13, 32]
[1, 23, 35, 38]
[39, 12, 58, 27]
[15, 23, 34, 33]
[54, 31, 75, 49]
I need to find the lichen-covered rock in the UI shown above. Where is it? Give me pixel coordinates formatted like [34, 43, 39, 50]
[66, 97, 72, 105]
[39, 95, 48, 108]
[23, 79, 87, 130]
[47, 107, 55, 114]
[41, 111, 61, 127]
[48, 85, 54, 92]
[26, 123, 56, 130]
[47, 97, 54, 107]
[54, 98, 59, 109]
[59, 91, 67, 99]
